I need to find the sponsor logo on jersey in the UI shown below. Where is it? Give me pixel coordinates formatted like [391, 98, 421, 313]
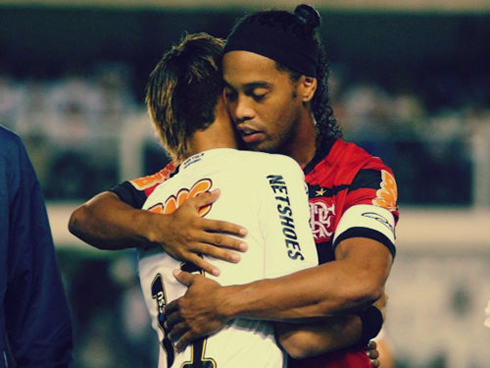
[130, 162, 177, 191]
[148, 178, 213, 217]
[309, 198, 336, 242]
[361, 211, 395, 234]
[267, 174, 305, 261]
[373, 170, 398, 212]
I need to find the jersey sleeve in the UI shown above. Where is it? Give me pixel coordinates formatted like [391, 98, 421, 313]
[333, 204, 397, 257]
[109, 162, 178, 209]
[109, 180, 149, 209]
[346, 165, 399, 216]
[257, 156, 319, 278]
[335, 160, 399, 257]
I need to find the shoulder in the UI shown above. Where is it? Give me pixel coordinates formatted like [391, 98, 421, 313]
[0, 125, 20, 141]
[331, 139, 379, 166]
[314, 138, 393, 176]
[0, 128, 37, 200]
[0, 126, 29, 168]
[0, 126, 24, 153]
[109, 161, 177, 208]
[128, 161, 178, 192]
[239, 151, 302, 172]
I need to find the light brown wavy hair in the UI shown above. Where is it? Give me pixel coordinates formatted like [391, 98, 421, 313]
[146, 33, 225, 161]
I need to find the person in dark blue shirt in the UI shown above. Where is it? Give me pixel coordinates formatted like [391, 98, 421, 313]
[0, 126, 73, 367]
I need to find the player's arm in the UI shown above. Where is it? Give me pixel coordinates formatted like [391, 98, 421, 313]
[69, 190, 159, 250]
[169, 235, 393, 322]
[276, 315, 361, 358]
[276, 298, 385, 359]
[251, 201, 395, 320]
[168, 237, 391, 346]
[69, 188, 247, 276]
[276, 265, 387, 361]
[165, 207, 394, 349]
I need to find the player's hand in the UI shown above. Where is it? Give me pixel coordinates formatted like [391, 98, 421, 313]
[148, 189, 248, 276]
[366, 340, 380, 368]
[165, 270, 229, 351]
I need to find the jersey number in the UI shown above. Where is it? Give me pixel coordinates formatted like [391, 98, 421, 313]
[151, 263, 217, 368]
[180, 262, 217, 368]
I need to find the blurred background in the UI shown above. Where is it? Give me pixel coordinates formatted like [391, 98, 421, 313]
[1, 0, 489, 367]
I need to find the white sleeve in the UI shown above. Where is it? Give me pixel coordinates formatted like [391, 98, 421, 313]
[256, 156, 319, 278]
[332, 204, 396, 256]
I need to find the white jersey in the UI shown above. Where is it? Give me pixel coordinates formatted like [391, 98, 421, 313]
[138, 148, 318, 368]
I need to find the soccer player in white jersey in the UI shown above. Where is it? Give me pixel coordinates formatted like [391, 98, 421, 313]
[138, 32, 319, 368]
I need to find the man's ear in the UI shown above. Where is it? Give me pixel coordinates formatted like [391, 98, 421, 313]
[300, 76, 317, 102]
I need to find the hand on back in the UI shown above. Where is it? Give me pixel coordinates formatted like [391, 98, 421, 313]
[148, 189, 248, 276]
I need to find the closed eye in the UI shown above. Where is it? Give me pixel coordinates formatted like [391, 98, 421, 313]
[224, 87, 237, 102]
[247, 87, 269, 102]
[251, 92, 266, 102]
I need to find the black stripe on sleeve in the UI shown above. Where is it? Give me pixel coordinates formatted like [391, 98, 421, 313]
[109, 181, 148, 209]
[332, 227, 396, 259]
[349, 169, 383, 192]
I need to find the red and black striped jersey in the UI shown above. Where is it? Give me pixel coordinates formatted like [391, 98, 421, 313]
[304, 137, 399, 264]
[289, 137, 399, 368]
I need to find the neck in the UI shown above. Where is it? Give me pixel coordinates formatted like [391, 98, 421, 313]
[281, 110, 317, 168]
[186, 98, 238, 157]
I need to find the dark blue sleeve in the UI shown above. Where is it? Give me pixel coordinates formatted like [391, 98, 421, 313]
[3, 129, 73, 367]
[109, 181, 148, 209]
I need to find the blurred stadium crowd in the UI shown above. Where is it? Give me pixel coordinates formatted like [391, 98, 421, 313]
[1, 60, 487, 205]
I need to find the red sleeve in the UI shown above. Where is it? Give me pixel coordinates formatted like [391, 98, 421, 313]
[344, 157, 399, 223]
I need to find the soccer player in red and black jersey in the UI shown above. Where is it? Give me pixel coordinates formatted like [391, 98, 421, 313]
[69, 5, 398, 367]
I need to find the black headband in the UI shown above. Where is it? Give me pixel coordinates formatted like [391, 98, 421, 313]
[224, 22, 318, 77]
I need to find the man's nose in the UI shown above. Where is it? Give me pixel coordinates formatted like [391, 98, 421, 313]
[232, 96, 254, 124]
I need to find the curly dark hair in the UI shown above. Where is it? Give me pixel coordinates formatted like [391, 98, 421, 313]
[229, 4, 342, 144]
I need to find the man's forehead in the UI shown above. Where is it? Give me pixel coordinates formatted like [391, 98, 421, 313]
[223, 50, 277, 69]
[223, 50, 283, 85]
[224, 49, 276, 60]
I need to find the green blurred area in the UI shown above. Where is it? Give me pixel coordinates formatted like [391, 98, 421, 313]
[1, 7, 488, 100]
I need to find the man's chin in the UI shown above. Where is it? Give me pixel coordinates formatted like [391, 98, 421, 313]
[248, 144, 276, 154]
[241, 140, 258, 149]
[239, 138, 277, 153]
